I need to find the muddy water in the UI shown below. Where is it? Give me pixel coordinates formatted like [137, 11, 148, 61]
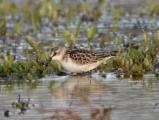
[0, 74, 159, 120]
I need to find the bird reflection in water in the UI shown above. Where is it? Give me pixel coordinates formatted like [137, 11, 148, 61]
[40, 76, 112, 120]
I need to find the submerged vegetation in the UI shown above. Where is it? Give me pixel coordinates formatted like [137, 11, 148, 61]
[0, 0, 159, 80]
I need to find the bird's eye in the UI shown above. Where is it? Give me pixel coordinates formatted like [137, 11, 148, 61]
[53, 52, 57, 56]
[51, 52, 55, 58]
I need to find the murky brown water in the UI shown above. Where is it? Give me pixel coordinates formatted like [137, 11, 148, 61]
[0, 74, 159, 120]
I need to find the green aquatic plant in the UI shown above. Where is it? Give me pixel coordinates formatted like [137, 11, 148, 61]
[66, 3, 78, 23]
[96, 30, 157, 78]
[81, 1, 91, 15]
[0, 0, 17, 14]
[26, 37, 48, 60]
[118, 31, 158, 78]
[74, 21, 82, 39]
[98, 0, 105, 8]
[149, 1, 159, 16]
[22, 0, 40, 29]
[113, 5, 122, 21]
[135, 7, 146, 16]
[26, 37, 62, 76]
[114, 35, 122, 45]
[121, 48, 143, 78]
[155, 31, 159, 52]
[155, 31, 159, 42]
[0, 17, 6, 36]
[64, 31, 77, 48]
[131, 64, 143, 79]
[64, 21, 82, 48]
[1, 55, 16, 77]
[80, 0, 104, 23]
[127, 47, 144, 65]
[143, 56, 152, 73]
[86, 25, 97, 47]
[39, 0, 54, 17]
[120, 56, 131, 78]
[99, 33, 109, 48]
[12, 94, 31, 114]
[0, 37, 62, 80]
[13, 21, 22, 34]
[14, 60, 35, 79]
[39, 0, 61, 26]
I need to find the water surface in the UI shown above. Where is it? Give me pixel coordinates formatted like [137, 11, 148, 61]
[0, 74, 159, 120]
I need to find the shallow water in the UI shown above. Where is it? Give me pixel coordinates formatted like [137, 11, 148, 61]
[0, 74, 159, 120]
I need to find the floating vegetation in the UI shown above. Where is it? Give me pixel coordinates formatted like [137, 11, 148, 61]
[12, 94, 31, 114]
[3, 94, 35, 117]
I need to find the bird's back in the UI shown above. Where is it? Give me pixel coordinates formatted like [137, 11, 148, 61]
[65, 49, 116, 64]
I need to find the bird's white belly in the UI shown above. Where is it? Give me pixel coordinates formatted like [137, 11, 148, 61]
[60, 56, 113, 73]
[61, 59, 100, 73]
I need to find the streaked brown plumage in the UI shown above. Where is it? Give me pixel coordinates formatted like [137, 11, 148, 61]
[50, 47, 117, 73]
[65, 49, 116, 65]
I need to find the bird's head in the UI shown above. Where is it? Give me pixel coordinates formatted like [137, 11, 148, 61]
[49, 47, 66, 61]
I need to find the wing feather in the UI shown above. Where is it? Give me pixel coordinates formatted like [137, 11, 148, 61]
[67, 49, 106, 64]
